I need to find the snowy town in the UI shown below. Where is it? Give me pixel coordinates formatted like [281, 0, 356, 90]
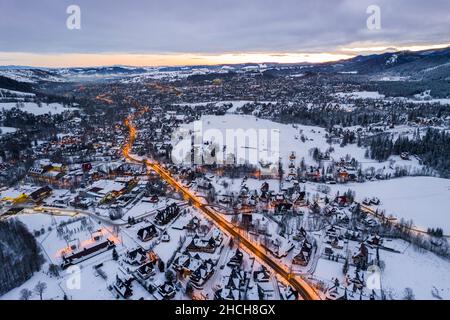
[1, 55, 450, 301]
[1, 1, 450, 303]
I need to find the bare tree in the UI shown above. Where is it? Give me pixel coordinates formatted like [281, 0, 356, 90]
[34, 281, 47, 300]
[20, 288, 33, 300]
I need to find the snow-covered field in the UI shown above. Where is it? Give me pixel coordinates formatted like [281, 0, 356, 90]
[0, 88, 35, 98]
[334, 91, 386, 99]
[381, 239, 450, 300]
[401, 97, 450, 106]
[210, 174, 450, 235]
[0, 126, 17, 135]
[0, 102, 77, 115]
[334, 90, 450, 106]
[313, 238, 450, 300]
[325, 177, 450, 234]
[172, 114, 421, 174]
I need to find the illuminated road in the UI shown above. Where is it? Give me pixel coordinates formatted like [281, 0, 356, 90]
[122, 111, 320, 300]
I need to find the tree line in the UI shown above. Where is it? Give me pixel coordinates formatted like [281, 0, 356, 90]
[367, 128, 450, 178]
[0, 219, 45, 295]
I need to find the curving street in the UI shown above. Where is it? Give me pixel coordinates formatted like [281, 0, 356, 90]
[122, 111, 321, 300]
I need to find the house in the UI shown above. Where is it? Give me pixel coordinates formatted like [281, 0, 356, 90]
[324, 245, 334, 256]
[325, 225, 341, 238]
[367, 234, 383, 246]
[257, 281, 275, 298]
[215, 268, 248, 300]
[215, 288, 239, 300]
[292, 227, 308, 241]
[264, 235, 295, 258]
[187, 235, 217, 253]
[335, 195, 350, 207]
[327, 236, 344, 249]
[156, 281, 176, 300]
[154, 203, 180, 225]
[337, 169, 349, 183]
[324, 205, 338, 216]
[123, 247, 150, 266]
[306, 169, 321, 182]
[274, 201, 293, 213]
[352, 243, 369, 270]
[218, 194, 232, 205]
[136, 262, 155, 280]
[196, 178, 213, 191]
[281, 286, 298, 300]
[29, 186, 52, 203]
[291, 191, 305, 204]
[189, 259, 215, 289]
[113, 274, 133, 299]
[60, 231, 115, 269]
[161, 232, 170, 242]
[292, 239, 313, 266]
[137, 224, 158, 242]
[253, 266, 270, 283]
[227, 249, 243, 267]
[325, 285, 347, 300]
[172, 253, 208, 277]
[186, 217, 200, 231]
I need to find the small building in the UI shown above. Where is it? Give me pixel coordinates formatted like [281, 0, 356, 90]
[113, 274, 133, 299]
[227, 249, 243, 267]
[137, 224, 158, 242]
[29, 186, 52, 203]
[136, 262, 155, 280]
[292, 239, 313, 266]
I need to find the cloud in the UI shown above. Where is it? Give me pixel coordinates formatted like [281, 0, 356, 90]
[0, 0, 449, 65]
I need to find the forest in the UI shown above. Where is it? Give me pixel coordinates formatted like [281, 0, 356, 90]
[367, 128, 450, 178]
[0, 219, 45, 295]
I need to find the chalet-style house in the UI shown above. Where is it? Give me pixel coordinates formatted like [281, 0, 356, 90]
[292, 239, 313, 266]
[352, 243, 369, 270]
[137, 224, 158, 242]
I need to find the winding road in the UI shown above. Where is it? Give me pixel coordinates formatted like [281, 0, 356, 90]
[122, 111, 321, 300]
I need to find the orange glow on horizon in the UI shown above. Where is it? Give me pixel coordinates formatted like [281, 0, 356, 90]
[0, 51, 353, 68]
[1, 42, 449, 68]
[0, 41, 450, 68]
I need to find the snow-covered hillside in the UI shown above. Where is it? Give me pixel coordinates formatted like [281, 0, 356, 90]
[0, 102, 78, 115]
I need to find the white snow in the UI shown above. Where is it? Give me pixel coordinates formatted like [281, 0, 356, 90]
[0, 126, 17, 135]
[334, 91, 386, 99]
[0, 88, 35, 97]
[172, 114, 420, 175]
[326, 177, 450, 234]
[0, 102, 78, 115]
[380, 239, 450, 300]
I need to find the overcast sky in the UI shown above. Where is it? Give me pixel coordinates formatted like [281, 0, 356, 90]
[0, 0, 449, 66]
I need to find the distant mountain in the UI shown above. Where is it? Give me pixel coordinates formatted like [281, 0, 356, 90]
[1, 46, 449, 83]
[58, 66, 149, 75]
[0, 68, 63, 83]
[309, 46, 450, 80]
